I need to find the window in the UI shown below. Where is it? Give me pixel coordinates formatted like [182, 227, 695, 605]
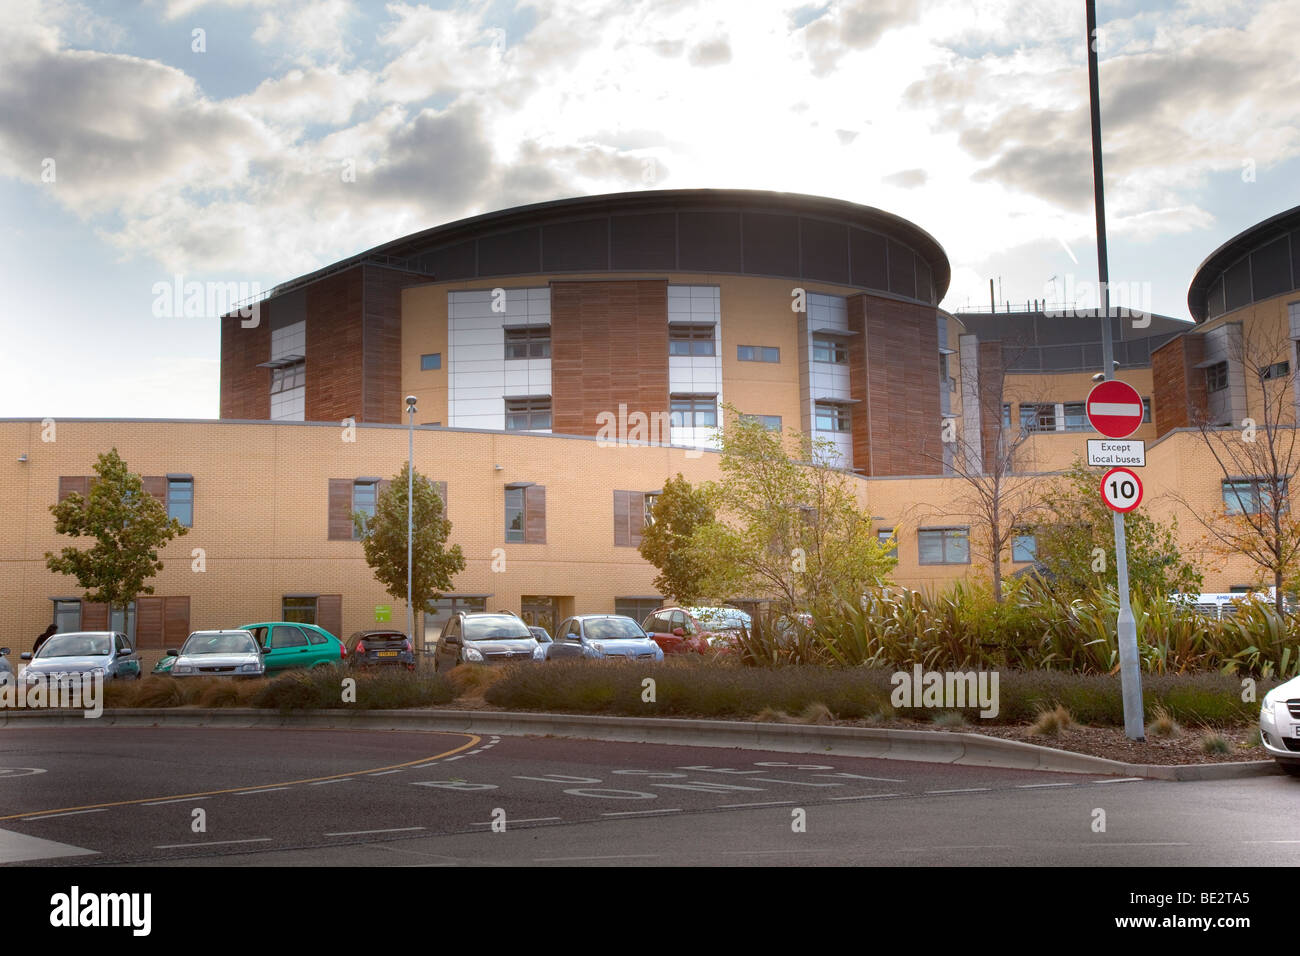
[615, 598, 663, 623]
[1063, 402, 1087, 432]
[270, 625, 309, 649]
[504, 326, 551, 360]
[918, 527, 970, 565]
[282, 596, 317, 625]
[109, 602, 136, 641]
[1002, 404, 1011, 430]
[1261, 361, 1290, 381]
[167, 478, 193, 527]
[505, 397, 551, 431]
[421, 353, 442, 371]
[1142, 398, 1152, 423]
[1020, 403, 1056, 432]
[877, 528, 898, 558]
[270, 359, 306, 421]
[352, 480, 378, 539]
[812, 337, 848, 364]
[644, 492, 659, 527]
[814, 403, 850, 432]
[52, 599, 81, 634]
[1012, 531, 1037, 563]
[505, 484, 546, 543]
[1205, 360, 1229, 393]
[737, 345, 780, 363]
[423, 595, 488, 649]
[670, 395, 718, 429]
[740, 414, 782, 431]
[669, 324, 716, 356]
[1223, 477, 1288, 516]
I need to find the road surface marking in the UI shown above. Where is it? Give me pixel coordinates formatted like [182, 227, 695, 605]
[21, 808, 108, 820]
[717, 800, 795, 809]
[143, 796, 211, 806]
[325, 826, 426, 837]
[308, 779, 348, 786]
[831, 793, 900, 800]
[1092, 777, 1144, 783]
[602, 809, 683, 817]
[1016, 783, 1075, 789]
[535, 854, 660, 862]
[926, 788, 991, 794]
[235, 787, 291, 796]
[155, 837, 273, 849]
[0, 732, 481, 822]
[0, 828, 97, 864]
[471, 817, 561, 825]
[367, 770, 405, 776]
[1086, 842, 1190, 847]
[749, 777, 843, 788]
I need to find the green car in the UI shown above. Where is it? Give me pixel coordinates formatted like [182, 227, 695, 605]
[152, 622, 345, 676]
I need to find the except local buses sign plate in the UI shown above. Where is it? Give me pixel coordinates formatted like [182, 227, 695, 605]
[1087, 439, 1146, 467]
[1100, 466, 1143, 513]
[1086, 379, 1145, 439]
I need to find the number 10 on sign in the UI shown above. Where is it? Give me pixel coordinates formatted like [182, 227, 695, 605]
[1101, 466, 1143, 513]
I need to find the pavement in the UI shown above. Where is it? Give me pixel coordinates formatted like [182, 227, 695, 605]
[1, 725, 1296, 866]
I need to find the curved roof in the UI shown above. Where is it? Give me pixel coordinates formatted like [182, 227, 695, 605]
[1188, 205, 1300, 321]
[272, 188, 950, 305]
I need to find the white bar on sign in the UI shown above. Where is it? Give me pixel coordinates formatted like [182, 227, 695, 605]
[1089, 402, 1142, 416]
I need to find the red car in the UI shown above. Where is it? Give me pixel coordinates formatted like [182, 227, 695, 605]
[640, 606, 751, 655]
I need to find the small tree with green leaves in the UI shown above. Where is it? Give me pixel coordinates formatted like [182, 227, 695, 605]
[1033, 458, 1203, 601]
[46, 448, 188, 630]
[637, 473, 717, 605]
[354, 463, 466, 621]
[688, 409, 896, 616]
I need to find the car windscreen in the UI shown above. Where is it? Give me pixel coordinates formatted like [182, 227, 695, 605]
[37, 635, 110, 658]
[463, 616, 533, 641]
[182, 634, 257, 656]
[583, 618, 646, 640]
[688, 607, 750, 629]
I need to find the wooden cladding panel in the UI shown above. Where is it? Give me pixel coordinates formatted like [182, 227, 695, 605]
[613, 490, 645, 547]
[81, 602, 108, 630]
[1151, 334, 1205, 436]
[317, 594, 343, 640]
[551, 280, 669, 436]
[220, 301, 271, 420]
[859, 294, 943, 476]
[57, 476, 91, 502]
[305, 268, 364, 424]
[525, 485, 547, 544]
[328, 479, 355, 540]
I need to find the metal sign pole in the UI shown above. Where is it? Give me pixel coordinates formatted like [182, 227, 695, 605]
[1087, 0, 1144, 740]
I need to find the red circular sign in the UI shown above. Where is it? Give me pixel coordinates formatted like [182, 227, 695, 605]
[1100, 466, 1143, 513]
[1086, 379, 1144, 439]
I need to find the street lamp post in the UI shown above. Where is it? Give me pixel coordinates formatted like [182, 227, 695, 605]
[405, 395, 417, 649]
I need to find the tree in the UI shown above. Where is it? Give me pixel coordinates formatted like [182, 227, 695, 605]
[637, 473, 716, 605]
[354, 463, 466, 618]
[688, 409, 895, 616]
[1170, 321, 1300, 613]
[919, 342, 1046, 602]
[46, 448, 188, 630]
[1033, 459, 1203, 601]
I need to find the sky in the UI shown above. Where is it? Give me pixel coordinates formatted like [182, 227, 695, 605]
[0, 0, 1297, 418]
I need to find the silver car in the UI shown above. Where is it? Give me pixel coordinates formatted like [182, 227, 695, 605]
[19, 632, 141, 684]
[168, 630, 266, 678]
[0, 646, 13, 687]
[1259, 675, 1300, 776]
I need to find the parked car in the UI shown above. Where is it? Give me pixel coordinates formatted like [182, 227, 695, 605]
[0, 647, 13, 687]
[550, 615, 665, 662]
[1259, 675, 1300, 776]
[167, 630, 266, 678]
[641, 606, 749, 654]
[18, 632, 141, 684]
[154, 621, 344, 675]
[529, 626, 554, 661]
[346, 629, 415, 670]
[431, 612, 540, 672]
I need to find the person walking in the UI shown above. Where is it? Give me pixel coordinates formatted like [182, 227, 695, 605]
[33, 623, 57, 656]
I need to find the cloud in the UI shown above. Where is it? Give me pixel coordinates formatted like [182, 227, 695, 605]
[688, 37, 731, 67]
[800, 0, 919, 75]
[883, 168, 928, 188]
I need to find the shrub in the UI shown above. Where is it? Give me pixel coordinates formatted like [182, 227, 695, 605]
[1029, 705, 1074, 736]
[931, 710, 967, 728]
[132, 676, 183, 708]
[1200, 732, 1233, 755]
[1147, 704, 1180, 738]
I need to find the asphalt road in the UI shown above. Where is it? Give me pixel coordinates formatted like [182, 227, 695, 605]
[0, 726, 1296, 866]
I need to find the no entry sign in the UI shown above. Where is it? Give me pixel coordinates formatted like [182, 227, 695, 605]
[1086, 379, 1144, 439]
[1100, 466, 1143, 512]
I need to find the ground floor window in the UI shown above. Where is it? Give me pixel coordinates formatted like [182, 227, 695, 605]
[918, 527, 970, 565]
[520, 595, 558, 635]
[52, 599, 81, 634]
[1012, 531, 1037, 563]
[282, 595, 317, 625]
[615, 597, 663, 624]
[422, 595, 489, 650]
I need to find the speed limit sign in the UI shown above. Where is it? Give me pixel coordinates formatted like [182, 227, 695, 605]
[1100, 466, 1143, 513]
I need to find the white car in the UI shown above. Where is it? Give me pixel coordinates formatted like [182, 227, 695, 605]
[0, 646, 12, 687]
[1259, 676, 1300, 776]
[168, 630, 266, 678]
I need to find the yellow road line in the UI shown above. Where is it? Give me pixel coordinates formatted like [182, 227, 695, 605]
[0, 731, 481, 822]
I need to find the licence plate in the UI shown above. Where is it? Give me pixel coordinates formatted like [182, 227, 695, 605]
[1294, 726, 1300, 739]
[378, 651, 398, 658]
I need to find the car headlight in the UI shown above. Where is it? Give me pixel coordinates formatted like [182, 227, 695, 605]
[240, 663, 261, 673]
[173, 664, 193, 674]
[592, 643, 604, 654]
[464, 647, 484, 663]
[532, 646, 546, 660]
